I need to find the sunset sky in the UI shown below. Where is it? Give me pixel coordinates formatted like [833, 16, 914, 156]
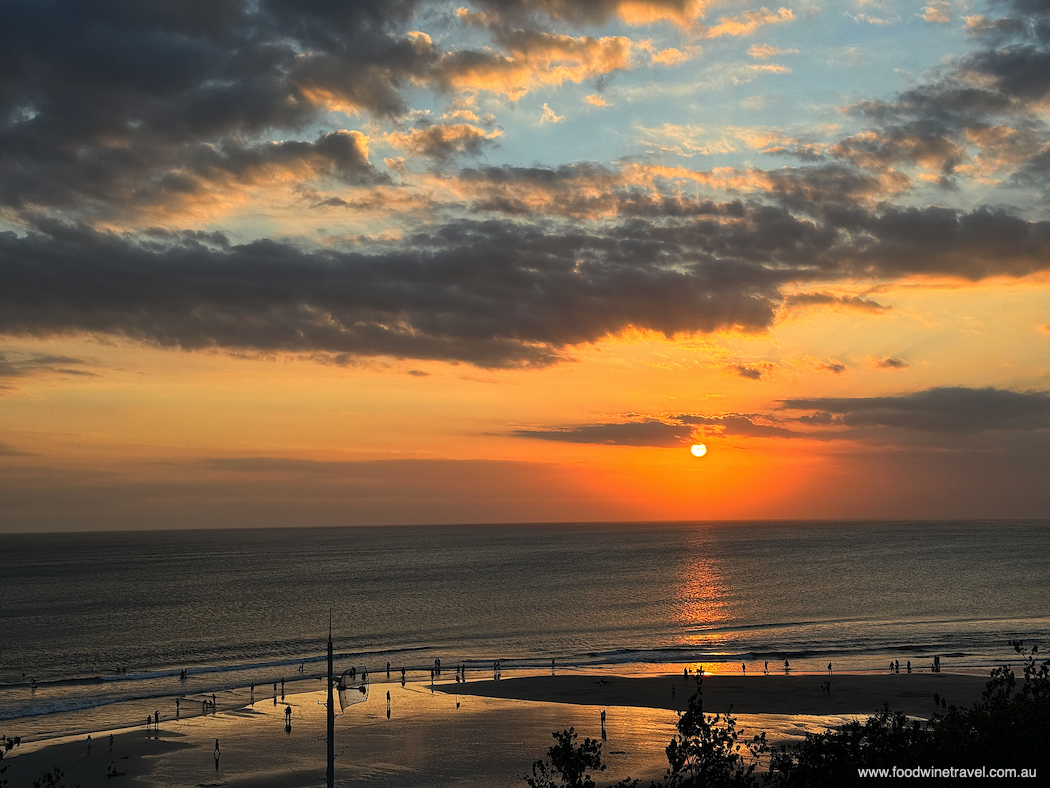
[2, 0, 1050, 531]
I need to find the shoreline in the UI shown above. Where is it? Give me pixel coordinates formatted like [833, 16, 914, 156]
[2, 671, 992, 787]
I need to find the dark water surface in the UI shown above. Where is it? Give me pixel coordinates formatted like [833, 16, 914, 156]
[2, 520, 1048, 738]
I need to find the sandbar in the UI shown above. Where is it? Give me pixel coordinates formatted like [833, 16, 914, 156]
[439, 672, 989, 719]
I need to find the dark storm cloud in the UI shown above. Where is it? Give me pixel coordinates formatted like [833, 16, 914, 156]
[0, 220, 780, 367]
[778, 386, 1050, 433]
[0, 0, 427, 213]
[5, 193, 1050, 365]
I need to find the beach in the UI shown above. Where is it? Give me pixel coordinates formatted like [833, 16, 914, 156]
[2, 671, 990, 787]
[440, 671, 989, 718]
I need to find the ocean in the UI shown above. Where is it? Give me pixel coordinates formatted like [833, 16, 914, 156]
[2, 519, 1048, 743]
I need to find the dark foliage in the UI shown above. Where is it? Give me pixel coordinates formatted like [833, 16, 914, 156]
[526, 642, 1048, 788]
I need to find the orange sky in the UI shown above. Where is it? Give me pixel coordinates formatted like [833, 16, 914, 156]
[2, 0, 1050, 530]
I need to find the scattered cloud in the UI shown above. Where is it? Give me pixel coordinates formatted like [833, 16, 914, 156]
[747, 44, 800, 59]
[870, 356, 909, 369]
[735, 364, 765, 380]
[512, 410, 799, 446]
[779, 387, 1050, 433]
[782, 292, 891, 313]
[702, 7, 795, 38]
[386, 124, 503, 161]
[921, 1, 952, 23]
[540, 103, 565, 124]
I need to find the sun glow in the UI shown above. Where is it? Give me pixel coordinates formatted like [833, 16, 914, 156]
[691, 443, 707, 457]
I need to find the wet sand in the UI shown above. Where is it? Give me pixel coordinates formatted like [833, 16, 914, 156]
[2, 672, 989, 787]
[440, 671, 989, 719]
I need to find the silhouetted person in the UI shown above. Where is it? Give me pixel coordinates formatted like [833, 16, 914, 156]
[87, 734, 92, 752]
[784, 660, 790, 673]
[214, 739, 220, 770]
[176, 697, 180, 717]
[387, 690, 391, 719]
[285, 705, 292, 731]
[387, 662, 391, 678]
[764, 661, 768, 674]
[109, 734, 114, 750]
[907, 660, 911, 673]
[828, 663, 832, 675]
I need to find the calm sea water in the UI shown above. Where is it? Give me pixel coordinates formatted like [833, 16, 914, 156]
[2, 520, 1048, 741]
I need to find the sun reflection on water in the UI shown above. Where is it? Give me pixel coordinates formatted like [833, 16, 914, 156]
[672, 556, 731, 642]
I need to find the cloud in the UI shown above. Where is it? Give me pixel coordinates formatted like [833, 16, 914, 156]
[513, 419, 693, 447]
[0, 219, 782, 368]
[870, 356, 909, 369]
[921, 1, 951, 23]
[470, 0, 715, 29]
[512, 410, 798, 446]
[0, 349, 97, 386]
[650, 46, 702, 66]
[782, 292, 891, 313]
[435, 30, 633, 100]
[585, 94, 611, 107]
[735, 364, 764, 379]
[540, 103, 565, 124]
[747, 44, 800, 59]
[386, 124, 502, 161]
[0, 441, 32, 456]
[778, 386, 1050, 433]
[701, 7, 795, 38]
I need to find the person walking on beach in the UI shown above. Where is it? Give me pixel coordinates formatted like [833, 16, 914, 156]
[828, 663, 832, 675]
[211, 693, 216, 711]
[907, 660, 911, 673]
[154, 710, 159, 728]
[280, 677, 285, 699]
[784, 660, 790, 673]
[176, 697, 180, 717]
[87, 734, 92, 752]
[285, 705, 292, 729]
[741, 662, 746, 675]
[214, 738, 220, 770]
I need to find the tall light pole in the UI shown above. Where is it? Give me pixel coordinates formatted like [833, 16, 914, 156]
[327, 609, 334, 788]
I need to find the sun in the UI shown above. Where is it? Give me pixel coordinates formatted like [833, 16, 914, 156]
[690, 443, 707, 457]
